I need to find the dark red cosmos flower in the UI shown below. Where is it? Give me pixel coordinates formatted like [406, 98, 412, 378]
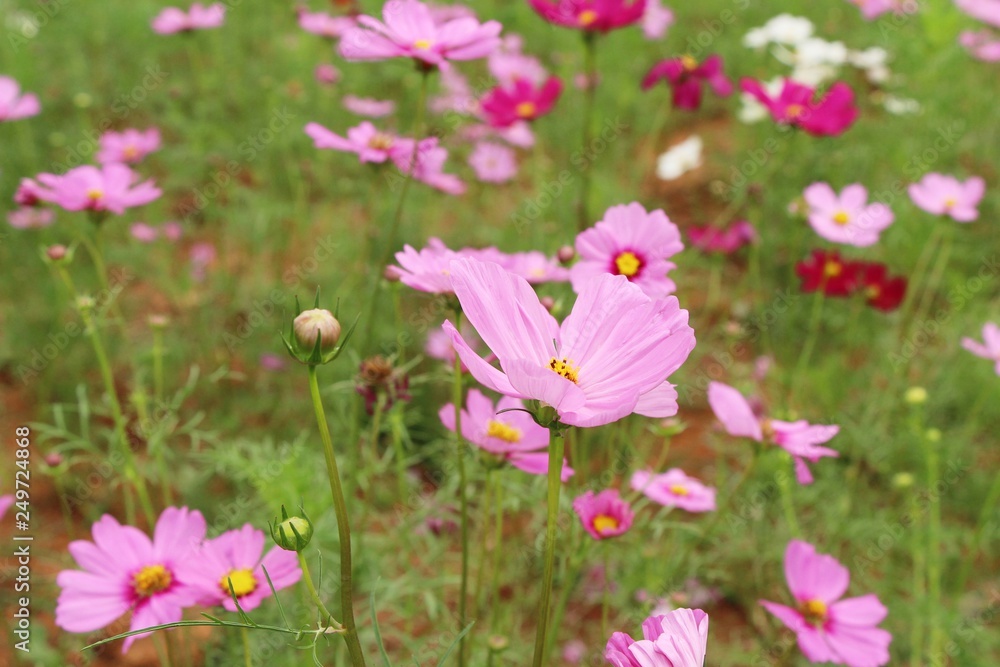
[480, 76, 563, 128]
[740, 78, 858, 137]
[855, 263, 907, 311]
[796, 250, 860, 297]
[527, 0, 646, 32]
[641, 54, 733, 111]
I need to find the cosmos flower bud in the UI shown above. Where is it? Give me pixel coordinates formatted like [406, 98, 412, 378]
[556, 245, 576, 264]
[148, 314, 170, 328]
[383, 265, 402, 282]
[487, 635, 509, 652]
[293, 308, 341, 351]
[270, 506, 314, 552]
[540, 295, 556, 312]
[47, 245, 69, 261]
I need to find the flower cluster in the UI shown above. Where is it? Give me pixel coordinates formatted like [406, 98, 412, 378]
[796, 250, 907, 311]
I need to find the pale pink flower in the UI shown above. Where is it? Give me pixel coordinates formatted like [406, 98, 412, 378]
[33, 164, 161, 215]
[392, 137, 466, 194]
[460, 121, 536, 148]
[631, 469, 716, 513]
[0, 495, 13, 520]
[431, 68, 478, 114]
[314, 63, 342, 85]
[960, 30, 1000, 61]
[962, 322, 1000, 374]
[305, 121, 401, 163]
[394, 237, 463, 293]
[606, 608, 710, 666]
[908, 173, 985, 221]
[468, 141, 518, 183]
[426, 322, 494, 370]
[96, 128, 161, 164]
[297, 10, 357, 38]
[760, 540, 892, 667]
[563, 639, 587, 664]
[496, 250, 570, 284]
[0, 76, 40, 121]
[803, 183, 894, 247]
[131, 222, 159, 243]
[190, 242, 215, 281]
[488, 34, 548, 85]
[848, 0, 899, 20]
[162, 221, 183, 241]
[956, 0, 1000, 28]
[573, 489, 634, 539]
[641, 0, 674, 39]
[342, 95, 396, 117]
[152, 3, 225, 33]
[8, 207, 54, 229]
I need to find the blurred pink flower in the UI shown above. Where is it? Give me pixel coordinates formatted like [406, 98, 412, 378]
[0, 76, 40, 121]
[606, 608, 710, 666]
[908, 173, 985, 221]
[33, 164, 161, 215]
[189, 242, 216, 281]
[529, 0, 647, 32]
[97, 128, 161, 164]
[848, 0, 899, 20]
[162, 221, 183, 241]
[426, 322, 493, 370]
[305, 121, 401, 163]
[8, 207, 54, 229]
[687, 220, 755, 254]
[571, 202, 684, 299]
[960, 30, 1000, 61]
[314, 63, 342, 85]
[0, 494, 13, 520]
[297, 10, 356, 38]
[130, 222, 159, 243]
[468, 141, 518, 183]
[631, 468, 716, 512]
[392, 137, 466, 194]
[962, 322, 1000, 374]
[460, 121, 536, 148]
[152, 3, 225, 33]
[573, 489, 633, 539]
[740, 78, 858, 136]
[488, 35, 548, 85]
[259, 353, 288, 372]
[430, 68, 477, 114]
[803, 182, 894, 247]
[562, 639, 588, 664]
[342, 95, 396, 117]
[496, 250, 569, 284]
[14, 178, 46, 207]
[339, 0, 501, 68]
[760, 540, 892, 667]
[642, 55, 732, 110]
[956, 0, 1000, 28]
[481, 76, 563, 127]
[641, 0, 674, 39]
[394, 237, 462, 293]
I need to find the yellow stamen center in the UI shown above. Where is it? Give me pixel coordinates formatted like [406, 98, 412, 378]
[368, 133, 394, 150]
[670, 485, 689, 496]
[548, 357, 579, 384]
[133, 564, 172, 597]
[413, 39, 433, 50]
[486, 419, 522, 443]
[800, 599, 828, 626]
[614, 251, 642, 278]
[592, 514, 619, 534]
[122, 145, 139, 160]
[578, 9, 598, 26]
[944, 197, 957, 209]
[87, 188, 104, 201]
[786, 104, 805, 119]
[823, 260, 842, 278]
[832, 211, 850, 225]
[681, 54, 698, 71]
[219, 568, 258, 598]
[865, 284, 881, 299]
[515, 101, 537, 119]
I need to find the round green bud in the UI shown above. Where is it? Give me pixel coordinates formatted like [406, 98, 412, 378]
[272, 515, 313, 552]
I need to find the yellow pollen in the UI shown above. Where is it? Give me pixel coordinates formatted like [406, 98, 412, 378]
[578, 9, 598, 25]
[220, 568, 258, 598]
[368, 133, 394, 150]
[681, 54, 698, 71]
[486, 419, 522, 443]
[800, 599, 828, 626]
[614, 251, 642, 278]
[133, 564, 172, 597]
[122, 145, 139, 159]
[786, 103, 805, 119]
[944, 197, 957, 209]
[832, 211, 850, 225]
[87, 188, 104, 200]
[670, 485, 689, 496]
[515, 101, 538, 119]
[592, 514, 619, 534]
[548, 357, 579, 384]
[413, 39, 433, 50]
[823, 260, 842, 278]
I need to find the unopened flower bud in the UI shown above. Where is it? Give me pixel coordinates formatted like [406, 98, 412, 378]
[148, 314, 170, 328]
[557, 245, 576, 264]
[293, 308, 341, 351]
[487, 635, 509, 652]
[892, 472, 915, 489]
[540, 296, 555, 312]
[45, 453, 63, 467]
[271, 507, 313, 552]
[383, 265, 402, 282]
[47, 245, 68, 261]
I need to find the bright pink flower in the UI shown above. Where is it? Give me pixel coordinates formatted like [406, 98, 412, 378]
[179, 524, 300, 612]
[342, 95, 396, 117]
[760, 540, 892, 667]
[573, 489, 633, 539]
[339, 0, 501, 68]
[481, 76, 563, 127]
[956, 0, 1000, 28]
[33, 164, 161, 215]
[642, 55, 732, 111]
[804, 183, 894, 247]
[687, 220, 755, 254]
[960, 29, 1000, 61]
[606, 608, 709, 666]
[315, 63, 342, 85]
[740, 78, 858, 136]
[96, 128, 161, 164]
[305, 121, 401, 163]
[8, 207, 54, 229]
[528, 0, 647, 32]
[962, 322, 1000, 375]
[392, 137, 466, 194]
[56, 507, 206, 652]
[131, 222, 159, 243]
[468, 141, 518, 183]
[0, 76, 40, 121]
[152, 3, 225, 34]
[708, 382, 839, 485]
[641, 0, 674, 39]
[444, 257, 695, 428]
[394, 237, 463, 293]
[907, 173, 985, 222]
[571, 202, 684, 299]
[496, 250, 570, 284]
[631, 469, 716, 512]
[440, 389, 573, 480]
[297, 10, 357, 38]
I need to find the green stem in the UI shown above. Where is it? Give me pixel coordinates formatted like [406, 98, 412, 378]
[79, 224, 126, 327]
[452, 340, 470, 667]
[923, 430, 943, 659]
[489, 475, 505, 633]
[307, 366, 367, 667]
[907, 229, 954, 353]
[776, 458, 801, 538]
[530, 429, 566, 667]
[955, 465, 1000, 594]
[296, 551, 340, 629]
[577, 32, 598, 233]
[897, 225, 945, 340]
[790, 288, 826, 400]
[240, 626, 252, 667]
[153, 327, 165, 405]
[601, 547, 611, 640]
[390, 407, 408, 500]
[910, 493, 927, 667]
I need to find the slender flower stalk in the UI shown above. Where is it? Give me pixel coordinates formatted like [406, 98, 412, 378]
[452, 319, 471, 667]
[152, 325, 165, 404]
[531, 428, 567, 667]
[296, 551, 341, 630]
[577, 32, 598, 231]
[790, 287, 826, 399]
[240, 627, 252, 667]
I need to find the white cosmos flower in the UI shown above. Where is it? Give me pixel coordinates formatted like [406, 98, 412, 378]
[656, 136, 702, 180]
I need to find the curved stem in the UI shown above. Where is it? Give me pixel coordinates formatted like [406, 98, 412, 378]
[452, 331, 470, 667]
[576, 33, 598, 233]
[296, 551, 340, 629]
[307, 366, 367, 667]
[531, 429, 566, 667]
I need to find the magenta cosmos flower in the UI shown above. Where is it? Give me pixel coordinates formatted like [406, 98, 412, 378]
[305, 121, 402, 164]
[180, 524, 300, 612]
[962, 322, 1000, 374]
[631, 468, 716, 513]
[761, 540, 892, 667]
[573, 489, 633, 539]
[908, 173, 985, 222]
[96, 128, 161, 165]
[298, 10, 357, 39]
[0, 76, 40, 121]
[468, 141, 518, 183]
[444, 257, 695, 428]
[687, 220, 755, 254]
[339, 0, 501, 68]
[708, 382, 838, 485]
[606, 608, 709, 666]
[641, 55, 733, 111]
[740, 78, 858, 136]
[440, 389, 573, 480]
[481, 77, 563, 127]
[152, 3, 225, 33]
[528, 0, 647, 32]
[572, 202, 684, 299]
[34, 164, 161, 215]
[803, 183, 894, 247]
[56, 507, 206, 652]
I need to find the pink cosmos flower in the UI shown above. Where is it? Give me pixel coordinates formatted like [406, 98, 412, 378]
[297, 10, 357, 39]
[740, 78, 858, 136]
[687, 220, 755, 254]
[468, 141, 518, 183]
[152, 3, 225, 34]
[528, 0, 647, 32]
[163, 221, 183, 241]
[962, 322, 1000, 374]
[481, 77, 563, 127]
[461, 121, 536, 148]
[0, 76, 40, 121]
[315, 63, 342, 85]
[606, 608, 709, 666]
[960, 30, 1000, 61]
[440, 389, 573, 480]
[708, 382, 839, 485]
[189, 242, 215, 281]
[392, 137, 466, 194]
[488, 35, 548, 86]
[571, 202, 684, 299]
[907, 173, 985, 222]
[180, 524, 301, 612]
[848, 0, 899, 20]
[431, 68, 478, 114]
[33, 164, 161, 215]
[305, 121, 401, 163]
[444, 257, 695, 428]
[642, 55, 732, 111]
[497, 250, 570, 284]
[394, 237, 463, 293]
[956, 0, 1000, 28]
[426, 322, 494, 370]
[760, 540, 892, 667]
[641, 0, 674, 40]
[56, 507, 206, 652]
[630, 469, 716, 513]
[803, 183, 894, 247]
[8, 207, 54, 229]
[342, 95, 396, 118]
[573, 489, 633, 539]
[131, 222, 159, 243]
[0, 494, 13, 520]
[339, 0, 501, 68]
[96, 128, 161, 164]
